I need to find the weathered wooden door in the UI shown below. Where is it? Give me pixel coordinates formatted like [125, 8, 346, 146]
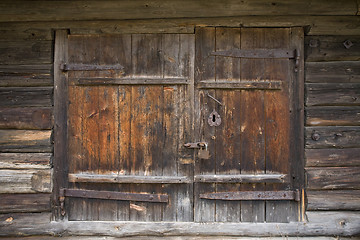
[193, 27, 303, 223]
[65, 34, 195, 221]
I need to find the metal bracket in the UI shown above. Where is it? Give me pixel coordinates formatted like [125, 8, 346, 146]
[184, 142, 207, 149]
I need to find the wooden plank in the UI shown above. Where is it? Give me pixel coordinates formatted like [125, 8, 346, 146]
[75, 77, 189, 85]
[197, 80, 282, 89]
[0, 87, 52, 107]
[306, 83, 360, 106]
[0, 193, 51, 213]
[307, 190, 360, 210]
[0, 237, 352, 240]
[200, 191, 299, 201]
[194, 174, 285, 183]
[306, 106, 360, 126]
[305, 61, 360, 83]
[305, 36, 360, 62]
[2, 212, 360, 237]
[0, 169, 51, 193]
[306, 167, 360, 190]
[0, 130, 52, 153]
[306, 126, 360, 149]
[306, 148, 360, 167]
[0, 41, 52, 64]
[0, 153, 51, 169]
[0, 1, 357, 22]
[0, 64, 52, 87]
[0, 107, 52, 129]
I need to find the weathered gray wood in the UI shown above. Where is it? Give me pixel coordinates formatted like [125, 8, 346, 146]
[306, 106, 360, 126]
[0, 237, 351, 240]
[0, 87, 53, 107]
[0, 107, 53, 129]
[1, 212, 360, 237]
[306, 127, 360, 149]
[197, 80, 282, 89]
[194, 174, 286, 183]
[73, 77, 189, 85]
[306, 148, 360, 167]
[306, 83, 360, 106]
[307, 190, 360, 210]
[0, 64, 52, 87]
[305, 36, 360, 62]
[0, 41, 52, 64]
[0, 130, 52, 153]
[0, 1, 357, 23]
[305, 61, 360, 83]
[306, 167, 360, 190]
[0, 193, 51, 213]
[0, 153, 51, 169]
[69, 173, 191, 184]
[0, 169, 51, 193]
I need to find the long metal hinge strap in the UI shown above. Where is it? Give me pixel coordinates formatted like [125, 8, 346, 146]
[211, 49, 296, 59]
[60, 63, 124, 71]
[200, 190, 301, 202]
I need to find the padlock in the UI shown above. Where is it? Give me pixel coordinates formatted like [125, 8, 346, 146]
[198, 143, 210, 159]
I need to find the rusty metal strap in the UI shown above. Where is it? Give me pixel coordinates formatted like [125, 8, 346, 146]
[60, 188, 168, 203]
[61, 63, 124, 71]
[200, 190, 300, 202]
[211, 49, 296, 59]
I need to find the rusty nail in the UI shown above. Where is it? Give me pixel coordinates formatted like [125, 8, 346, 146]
[343, 40, 353, 49]
[311, 133, 320, 141]
[334, 133, 342, 138]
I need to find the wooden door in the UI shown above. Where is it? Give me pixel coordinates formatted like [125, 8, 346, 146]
[65, 34, 194, 221]
[193, 27, 303, 223]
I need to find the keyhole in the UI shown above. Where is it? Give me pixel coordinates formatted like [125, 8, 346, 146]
[212, 114, 216, 122]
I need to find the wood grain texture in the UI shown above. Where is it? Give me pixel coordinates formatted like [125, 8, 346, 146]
[0, 0, 357, 22]
[306, 106, 360, 126]
[305, 36, 360, 62]
[0, 193, 51, 213]
[306, 148, 360, 167]
[0, 107, 52, 129]
[307, 190, 360, 210]
[0, 87, 52, 107]
[306, 126, 360, 149]
[306, 167, 360, 190]
[0, 153, 51, 169]
[305, 61, 360, 83]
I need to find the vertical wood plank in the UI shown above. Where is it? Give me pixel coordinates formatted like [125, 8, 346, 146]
[240, 28, 265, 222]
[214, 27, 241, 222]
[53, 29, 68, 220]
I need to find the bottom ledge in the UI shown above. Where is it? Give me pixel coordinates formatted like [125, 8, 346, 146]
[0, 212, 359, 237]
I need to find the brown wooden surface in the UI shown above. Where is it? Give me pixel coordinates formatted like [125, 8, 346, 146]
[0, 130, 51, 153]
[307, 190, 360, 210]
[0, 107, 52, 129]
[305, 148, 360, 167]
[0, 153, 51, 169]
[0, 193, 51, 213]
[306, 167, 360, 190]
[306, 106, 360, 126]
[0, 87, 52, 107]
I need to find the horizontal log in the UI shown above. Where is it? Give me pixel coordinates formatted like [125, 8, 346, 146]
[305, 61, 360, 83]
[306, 167, 360, 190]
[0, 169, 51, 193]
[69, 173, 191, 184]
[306, 83, 360, 106]
[1, 212, 360, 237]
[306, 148, 360, 167]
[0, 153, 51, 169]
[0, 193, 51, 213]
[0, 64, 52, 87]
[0, 87, 53, 107]
[0, 41, 52, 64]
[0, 130, 52, 153]
[306, 126, 360, 149]
[0, 107, 53, 129]
[305, 106, 360, 126]
[307, 190, 360, 210]
[197, 80, 282, 90]
[74, 77, 190, 86]
[0, 1, 357, 23]
[305, 36, 360, 62]
[194, 174, 286, 183]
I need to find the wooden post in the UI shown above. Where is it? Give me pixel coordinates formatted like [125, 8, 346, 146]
[53, 29, 69, 220]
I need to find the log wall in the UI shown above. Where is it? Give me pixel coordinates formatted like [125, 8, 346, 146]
[0, 0, 359, 237]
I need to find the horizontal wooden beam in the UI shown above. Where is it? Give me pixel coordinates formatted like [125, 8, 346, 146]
[0, 193, 51, 213]
[0, 107, 53, 129]
[305, 106, 360, 126]
[69, 173, 191, 184]
[307, 190, 360, 210]
[73, 77, 189, 86]
[0, 87, 53, 107]
[194, 174, 286, 183]
[1, 212, 360, 237]
[305, 148, 360, 167]
[200, 190, 300, 201]
[0, 153, 51, 169]
[197, 80, 282, 90]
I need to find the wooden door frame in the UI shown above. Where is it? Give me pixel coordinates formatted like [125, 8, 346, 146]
[52, 27, 305, 221]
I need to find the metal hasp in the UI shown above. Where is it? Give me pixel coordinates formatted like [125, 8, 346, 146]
[211, 48, 300, 72]
[200, 190, 301, 201]
[184, 141, 208, 149]
[59, 188, 168, 216]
